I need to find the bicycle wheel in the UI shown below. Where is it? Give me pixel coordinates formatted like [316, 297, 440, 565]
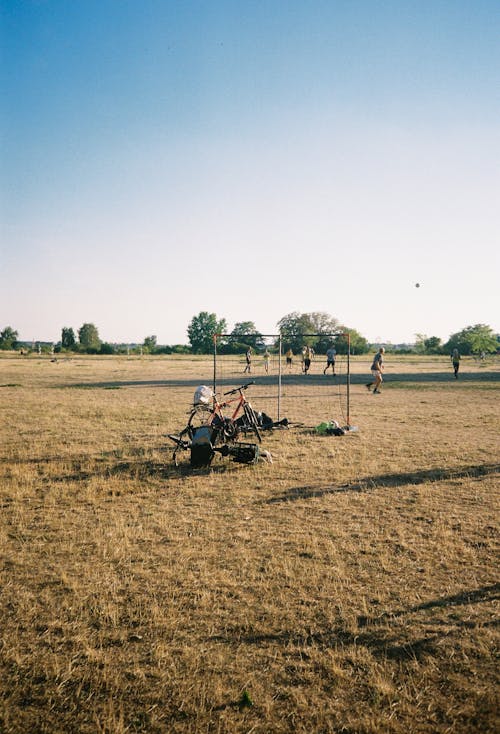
[186, 405, 213, 438]
[244, 404, 262, 443]
[212, 414, 239, 443]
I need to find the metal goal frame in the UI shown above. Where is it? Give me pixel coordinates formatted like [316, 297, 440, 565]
[213, 332, 353, 427]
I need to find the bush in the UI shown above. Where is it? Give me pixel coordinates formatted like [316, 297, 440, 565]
[99, 343, 115, 355]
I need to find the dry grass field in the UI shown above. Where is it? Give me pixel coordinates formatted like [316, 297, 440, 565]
[1, 353, 499, 733]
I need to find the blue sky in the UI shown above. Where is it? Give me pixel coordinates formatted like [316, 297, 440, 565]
[1, 0, 499, 345]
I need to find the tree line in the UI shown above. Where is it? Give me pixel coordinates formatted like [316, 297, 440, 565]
[186, 312, 499, 356]
[0, 315, 498, 356]
[187, 311, 370, 354]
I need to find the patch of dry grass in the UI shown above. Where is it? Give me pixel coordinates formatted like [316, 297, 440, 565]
[0, 353, 498, 733]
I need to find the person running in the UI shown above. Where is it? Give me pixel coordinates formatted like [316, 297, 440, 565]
[366, 347, 385, 393]
[323, 345, 336, 374]
[244, 347, 252, 374]
[451, 348, 460, 379]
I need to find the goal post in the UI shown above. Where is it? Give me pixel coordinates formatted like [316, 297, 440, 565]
[213, 332, 353, 428]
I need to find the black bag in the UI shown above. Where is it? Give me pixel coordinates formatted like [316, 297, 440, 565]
[228, 442, 260, 464]
[325, 426, 345, 436]
[190, 425, 215, 467]
[257, 412, 274, 430]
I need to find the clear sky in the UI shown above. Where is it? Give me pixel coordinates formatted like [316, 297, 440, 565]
[1, 0, 499, 345]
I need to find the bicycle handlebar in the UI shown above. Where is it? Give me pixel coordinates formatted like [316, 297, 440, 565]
[223, 381, 254, 396]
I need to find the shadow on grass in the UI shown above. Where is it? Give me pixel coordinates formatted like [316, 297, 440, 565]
[357, 583, 500, 628]
[42, 458, 222, 483]
[209, 625, 439, 662]
[3, 456, 498, 492]
[61, 369, 500, 391]
[209, 582, 500, 663]
[0, 447, 251, 486]
[262, 462, 500, 504]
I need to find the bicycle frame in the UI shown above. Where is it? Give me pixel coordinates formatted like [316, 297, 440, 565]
[213, 389, 247, 422]
[191, 382, 261, 443]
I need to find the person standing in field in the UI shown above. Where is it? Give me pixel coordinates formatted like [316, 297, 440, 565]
[323, 345, 336, 375]
[285, 348, 293, 371]
[451, 348, 460, 379]
[366, 347, 385, 393]
[244, 347, 252, 374]
[303, 345, 313, 375]
[263, 348, 270, 373]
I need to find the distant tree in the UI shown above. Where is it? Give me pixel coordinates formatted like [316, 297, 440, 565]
[99, 342, 115, 355]
[0, 326, 19, 350]
[413, 334, 442, 355]
[171, 344, 191, 354]
[335, 328, 369, 355]
[424, 336, 442, 354]
[228, 322, 264, 350]
[414, 333, 427, 354]
[277, 312, 342, 353]
[309, 312, 341, 353]
[309, 312, 340, 333]
[444, 324, 498, 355]
[277, 312, 316, 353]
[143, 335, 157, 353]
[61, 327, 76, 350]
[78, 323, 101, 352]
[187, 312, 227, 354]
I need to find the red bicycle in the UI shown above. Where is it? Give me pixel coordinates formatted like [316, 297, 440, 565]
[188, 382, 262, 443]
[167, 382, 262, 465]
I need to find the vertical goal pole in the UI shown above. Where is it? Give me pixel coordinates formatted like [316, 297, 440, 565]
[278, 333, 282, 421]
[213, 334, 217, 396]
[346, 331, 351, 427]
